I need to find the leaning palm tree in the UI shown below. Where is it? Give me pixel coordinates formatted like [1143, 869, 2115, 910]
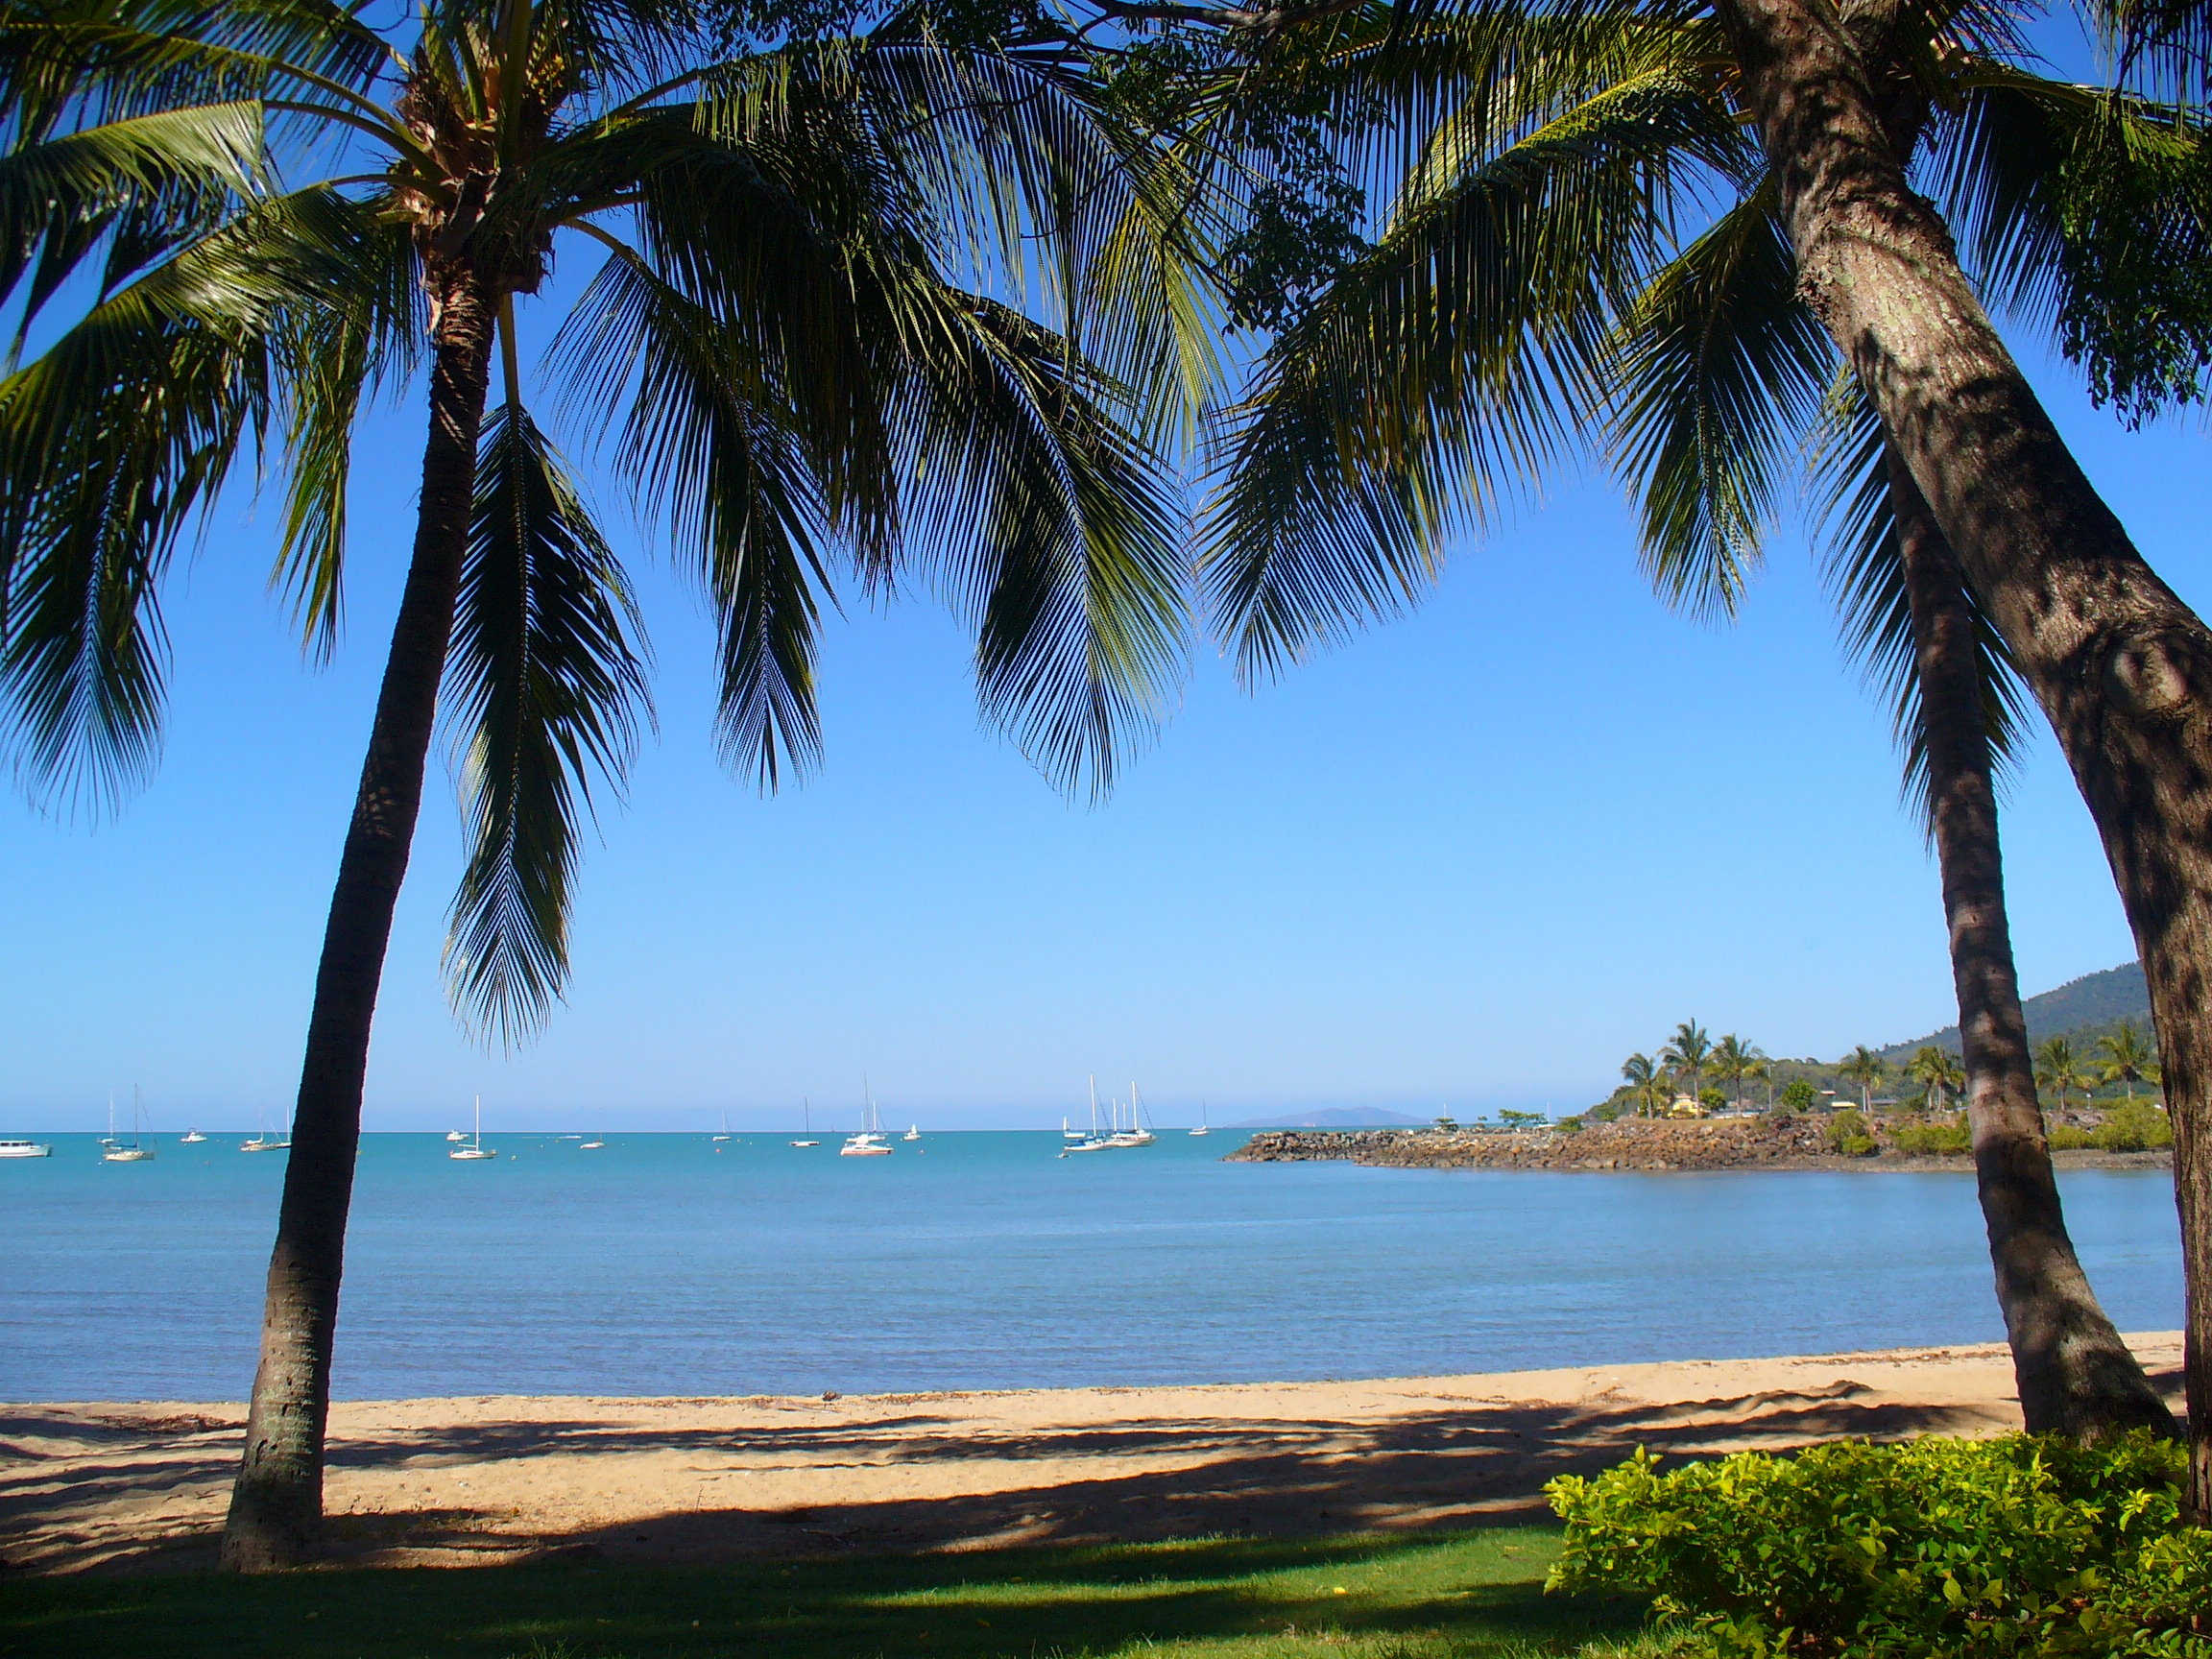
[1660, 1019, 1712, 1108]
[1838, 1046, 1887, 1115]
[0, 0, 1207, 1567]
[1620, 1050, 1666, 1118]
[1193, 0, 2176, 1446]
[1907, 1045, 1966, 1111]
[2037, 1037, 2091, 1112]
[2100, 1024, 2162, 1101]
[1711, 1032, 1763, 1110]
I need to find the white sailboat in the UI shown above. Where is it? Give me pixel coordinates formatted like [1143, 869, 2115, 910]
[791, 1098, 820, 1147]
[841, 1080, 893, 1156]
[449, 1096, 496, 1161]
[1190, 1099, 1210, 1137]
[1064, 1078, 1113, 1153]
[240, 1107, 291, 1152]
[1105, 1083, 1155, 1147]
[713, 1109, 732, 1142]
[104, 1089, 156, 1162]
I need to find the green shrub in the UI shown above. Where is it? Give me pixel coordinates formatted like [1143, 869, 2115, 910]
[2049, 1122, 2095, 1151]
[1556, 1117, 1584, 1134]
[1780, 1079, 1818, 1114]
[2096, 1100, 2175, 1152]
[1827, 1110, 1878, 1156]
[1891, 1117, 1973, 1156]
[1547, 1432, 2212, 1658]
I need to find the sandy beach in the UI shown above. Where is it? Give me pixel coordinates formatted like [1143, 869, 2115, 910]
[0, 1332, 2180, 1576]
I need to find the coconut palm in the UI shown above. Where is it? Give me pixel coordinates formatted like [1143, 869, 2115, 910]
[1711, 1033, 1764, 1110]
[1907, 1045, 1966, 1111]
[2099, 1024, 2162, 1101]
[1620, 1050, 1666, 1118]
[1660, 1020, 1711, 1108]
[1190, 0, 2176, 1446]
[1838, 1046, 1887, 1114]
[0, 0, 1208, 1567]
[2037, 1037, 2092, 1111]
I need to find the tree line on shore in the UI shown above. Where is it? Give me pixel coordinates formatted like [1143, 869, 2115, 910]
[12, 0, 2212, 1567]
[1587, 1019, 2167, 1118]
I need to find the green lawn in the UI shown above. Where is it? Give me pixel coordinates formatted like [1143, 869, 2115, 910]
[0, 1527, 1663, 1659]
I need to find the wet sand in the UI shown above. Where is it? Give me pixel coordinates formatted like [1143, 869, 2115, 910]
[2, 1333, 2182, 1575]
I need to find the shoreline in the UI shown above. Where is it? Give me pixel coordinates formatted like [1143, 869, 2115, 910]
[1228, 1123, 2175, 1174]
[3, 1333, 2182, 1578]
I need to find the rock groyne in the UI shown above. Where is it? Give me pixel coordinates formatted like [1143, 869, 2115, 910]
[1225, 1117, 2171, 1173]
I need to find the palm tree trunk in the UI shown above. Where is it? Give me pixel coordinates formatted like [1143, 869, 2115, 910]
[1887, 443, 2176, 1441]
[1713, 0, 2212, 1519]
[221, 267, 496, 1572]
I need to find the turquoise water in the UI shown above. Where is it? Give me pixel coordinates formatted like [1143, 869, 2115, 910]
[0, 1132, 2184, 1401]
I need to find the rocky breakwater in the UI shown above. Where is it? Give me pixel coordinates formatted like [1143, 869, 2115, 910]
[1224, 1116, 2171, 1172]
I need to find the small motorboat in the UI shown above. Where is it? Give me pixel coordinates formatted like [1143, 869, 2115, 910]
[445, 1129, 469, 1142]
[0, 1139, 52, 1159]
[580, 1139, 605, 1150]
[180, 1129, 208, 1143]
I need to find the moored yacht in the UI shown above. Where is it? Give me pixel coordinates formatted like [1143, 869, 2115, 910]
[449, 1095, 496, 1161]
[179, 1129, 208, 1143]
[840, 1083, 894, 1156]
[0, 1139, 52, 1159]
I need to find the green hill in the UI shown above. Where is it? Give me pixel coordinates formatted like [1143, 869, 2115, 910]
[1881, 961, 2150, 1061]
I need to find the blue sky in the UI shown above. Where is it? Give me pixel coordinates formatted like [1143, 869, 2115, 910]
[3, 11, 2200, 1133]
[8, 315, 2197, 1134]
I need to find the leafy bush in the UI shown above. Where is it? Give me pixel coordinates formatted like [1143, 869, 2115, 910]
[2049, 1122, 2095, 1151]
[2097, 1100, 2175, 1152]
[1780, 1079, 1818, 1114]
[1827, 1110, 1878, 1157]
[1891, 1117, 1973, 1157]
[1547, 1432, 2212, 1658]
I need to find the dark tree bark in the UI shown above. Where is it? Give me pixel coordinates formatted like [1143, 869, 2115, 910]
[1887, 443, 2177, 1440]
[220, 266, 495, 1572]
[1713, 0, 2212, 1517]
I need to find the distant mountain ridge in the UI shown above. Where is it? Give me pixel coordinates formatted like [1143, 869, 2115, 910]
[1883, 961, 2150, 1059]
[1225, 1107, 1431, 1129]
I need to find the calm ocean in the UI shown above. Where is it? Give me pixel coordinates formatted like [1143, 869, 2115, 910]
[0, 1131, 2184, 1402]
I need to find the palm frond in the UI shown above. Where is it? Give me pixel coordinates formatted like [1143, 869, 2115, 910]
[1808, 373, 2032, 830]
[1607, 179, 1832, 620]
[1203, 66, 1741, 682]
[445, 400, 650, 1044]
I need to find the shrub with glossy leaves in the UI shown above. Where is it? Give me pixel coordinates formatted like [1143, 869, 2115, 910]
[1547, 1433, 2212, 1657]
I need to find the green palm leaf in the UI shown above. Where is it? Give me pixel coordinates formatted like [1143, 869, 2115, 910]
[445, 401, 650, 1042]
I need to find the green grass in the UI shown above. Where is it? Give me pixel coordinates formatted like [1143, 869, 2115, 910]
[0, 1527, 1663, 1659]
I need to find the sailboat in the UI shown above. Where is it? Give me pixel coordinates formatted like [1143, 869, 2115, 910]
[791, 1098, 820, 1147]
[1064, 1078, 1113, 1153]
[841, 1081, 893, 1156]
[1105, 1083, 1156, 1147]
[449, 1095, 496, 1161]
[1190, 1099, 1210, 1137]
[240, 1108, 291, 1152]
[902, 1124, 921, 1142]
[104, 1089, 156, 1162]
[712, 1108, 732, 1142]
[180, 1128, 208, 1143]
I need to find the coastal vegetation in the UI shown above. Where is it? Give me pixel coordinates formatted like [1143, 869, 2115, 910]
[1550, 1433, 2212, 1657]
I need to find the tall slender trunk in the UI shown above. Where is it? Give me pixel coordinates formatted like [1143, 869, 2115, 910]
[221, 267, 495, 1572]
[1714, 0, 2212, 1517]
[1887, 443, 2176, 1439]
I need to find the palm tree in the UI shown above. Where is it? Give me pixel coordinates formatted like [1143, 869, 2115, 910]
[1190, 0, 2176, 1449]
[1906, 1046, 1966, 1112]
[1620, 1051, 1666, 1118]
[1837, 1046, 1887, 1115]
[0, 0, 1205, 1567]
[1711, 1033, 1765, 1111]
[2037, 1038, 2092, 1112]
[2099, 1025, 2162, 1102]
[1660, 1021, 1712, 1111]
